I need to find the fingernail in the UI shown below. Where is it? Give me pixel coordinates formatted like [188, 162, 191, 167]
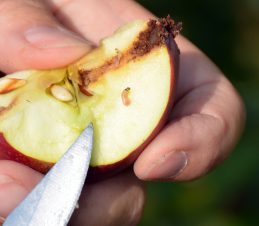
[0, 174, 29, 218]
[144, 151, 188, 180]
[24, 26, 89, 49]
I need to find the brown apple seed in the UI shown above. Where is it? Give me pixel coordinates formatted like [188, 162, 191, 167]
[79, 85, 94, 96]
[0, 78, 26, 94]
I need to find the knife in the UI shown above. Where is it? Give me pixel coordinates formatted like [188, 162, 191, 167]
[3, 123, 94, 226]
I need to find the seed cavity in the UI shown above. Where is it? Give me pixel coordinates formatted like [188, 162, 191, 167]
[50, 85, 74, 102]
[121, 87, 131, 106]
[67, 65, 81, 85]
[0, 78, 26, 94]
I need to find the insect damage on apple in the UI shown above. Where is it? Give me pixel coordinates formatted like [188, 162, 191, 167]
[0, 16, 181, 179]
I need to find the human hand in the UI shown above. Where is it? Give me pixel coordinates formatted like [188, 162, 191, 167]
[43, 0, 245, 181]
[43, 0, 244, 181]
[0, 1, 145, 225]
[39, 0, 245, 182]
[0, 0, 245, 225]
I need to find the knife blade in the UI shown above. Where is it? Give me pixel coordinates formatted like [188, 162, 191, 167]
[3, 123, 93, 226]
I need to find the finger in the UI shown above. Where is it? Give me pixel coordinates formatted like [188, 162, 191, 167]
[134, 114, 223, 181]
[46, 0, 152, 44]
[0, 160, 43, 220]
[0, 0, 91, 73]
[47, 0, 245, 182]
[69, 170, 145, 226]
[134, 75, 245, 181]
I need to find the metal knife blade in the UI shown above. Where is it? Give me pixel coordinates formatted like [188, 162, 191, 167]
[3, 123, 94, 226]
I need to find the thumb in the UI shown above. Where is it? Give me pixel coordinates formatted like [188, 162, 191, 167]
[0, 0, 91, 73]
[0, 160, 43, 223]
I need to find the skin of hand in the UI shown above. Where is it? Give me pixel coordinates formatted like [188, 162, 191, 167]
[0, 0, 245, 225]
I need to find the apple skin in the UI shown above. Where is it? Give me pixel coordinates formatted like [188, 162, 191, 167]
[0, 133, 53, 173]
[88, 35, 180, 181]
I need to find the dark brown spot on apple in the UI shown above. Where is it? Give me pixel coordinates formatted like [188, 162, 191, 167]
[78, 16, 181, 94]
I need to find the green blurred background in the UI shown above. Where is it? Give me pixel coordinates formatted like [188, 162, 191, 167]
[137, 0, 259, 225]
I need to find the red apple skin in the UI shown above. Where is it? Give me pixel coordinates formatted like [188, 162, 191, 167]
[0, 133, 53, 173]
[87, 37, 180, 182]
[0, 32, 180, 180]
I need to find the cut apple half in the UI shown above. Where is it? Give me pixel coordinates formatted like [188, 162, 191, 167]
[0, 17, 181, 177]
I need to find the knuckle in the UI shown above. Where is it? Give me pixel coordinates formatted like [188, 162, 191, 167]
[0, 0, 48, 24]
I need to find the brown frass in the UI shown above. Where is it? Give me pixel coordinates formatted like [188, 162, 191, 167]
[78, 16, 182, 91]
[130, 16, 182, 57]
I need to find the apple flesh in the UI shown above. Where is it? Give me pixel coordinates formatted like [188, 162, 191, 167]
[0, 17, 181, 178]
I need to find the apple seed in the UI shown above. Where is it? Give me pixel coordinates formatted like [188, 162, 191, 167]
[0, 78, 26, 94]
[50, 85, 74, 102]
[79, 85, 94, 96]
